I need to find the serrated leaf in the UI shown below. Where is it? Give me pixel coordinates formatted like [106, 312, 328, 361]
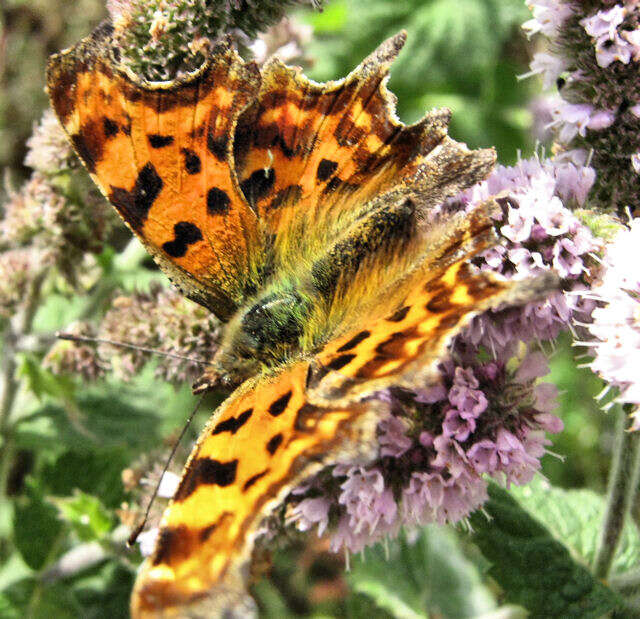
[348, 526, 496, 618]
[469, 483, 623, 618]
[50, 490, 113, 542]
[511, 477, 640, 576]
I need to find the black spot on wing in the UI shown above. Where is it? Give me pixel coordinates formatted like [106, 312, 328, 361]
[243, 469, 269, 491]
[207, 187, 231, 215]
[266, 433, 284, 455]
[207, 130, 228, 161]
[240, 168, 275, 206]
[199, 523, 217, 542]
[109, 162, 163, 231]
[268, 184, 302, 210]
[387, 306, 410, 322]
[375, 331, 404, 355]
[426, 289, 454, 313]
[162, 221, 203, 258]
[182, 148, 201, 174]
[71, 132, 100, 173]
[174, 457, 238, 501]
[152, 525, 185, 566]
[212, 408, 253, 435]
[317, 158, 338, 182]
[148, 134, 174, 148]
[324, 176, 342, 194]
[326, 354, 356, 371]
[103, 117, 119, 138]
[336, 330, 371, 353]
[268, 391, 292, 417]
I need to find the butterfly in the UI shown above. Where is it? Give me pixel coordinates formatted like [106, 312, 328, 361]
[47, 22, 554, 618]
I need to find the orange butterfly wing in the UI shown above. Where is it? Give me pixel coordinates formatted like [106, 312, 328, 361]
[131, 361, 381, 617]
[131, 202, 556, 618]
[46, 24, 262, 320]
[233, 32, 493, 263]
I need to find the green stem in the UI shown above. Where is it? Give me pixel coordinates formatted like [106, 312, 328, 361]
[593, 404, 640, 579]
[0, 272, 46, 509]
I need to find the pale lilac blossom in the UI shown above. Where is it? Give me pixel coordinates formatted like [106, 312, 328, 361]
[523, 0, 574, 37]
[448, 155, 600, 360]
[587, 219, 640, 428]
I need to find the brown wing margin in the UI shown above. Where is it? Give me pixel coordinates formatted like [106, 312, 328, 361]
[131, 361, 382, 618]
[46, 22, 263, 321]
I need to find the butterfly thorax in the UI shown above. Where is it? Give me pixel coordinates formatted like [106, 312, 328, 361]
[194, 285, 313, 390]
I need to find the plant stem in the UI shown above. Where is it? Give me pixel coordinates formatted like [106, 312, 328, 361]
[593, 403, 640, 579]
[0, 272, 45, 508]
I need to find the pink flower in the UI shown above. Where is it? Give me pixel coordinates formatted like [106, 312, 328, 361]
[587, 219, 640, 427]
[378, 415, 413, 458]
[290, 497, 331, 536]
[581, 6, 626, 41]
[338, 468, 397, 535]
[522, 52, 568, 89]
[523, 0, 574, 37]
[515, 351, 549, 382]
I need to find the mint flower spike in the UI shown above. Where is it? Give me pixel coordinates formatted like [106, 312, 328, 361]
[107, 0, 323, 82]
[447, 154, 600, 361]
[522, 1, 640, 214]
[586, 218, 640, 429]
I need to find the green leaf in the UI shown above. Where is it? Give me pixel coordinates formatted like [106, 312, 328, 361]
[50, 491, 113, 542]
[469, 483, 623, 618]
[17, 356, 75, 402]
[0, 577, 79, 619]
[510, 477, 640, 576]
[13, 487, 63, 571]
[348, 526, 496, 618]
[39, 449, 129, 508]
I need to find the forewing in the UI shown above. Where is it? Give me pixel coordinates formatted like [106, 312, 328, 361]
[47, 24, 262, 321]
[131, 361, 380, 618]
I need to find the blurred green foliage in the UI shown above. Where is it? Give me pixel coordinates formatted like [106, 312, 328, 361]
[305, 0, 536, 163]
[0, 1, 632, 617]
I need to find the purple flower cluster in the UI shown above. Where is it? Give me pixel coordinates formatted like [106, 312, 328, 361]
[0, 111, 115, 326]
[523, 1, 640, 213]
[586, 218, 640, 428]
[581, 5, 640, 68]
[290, 353, 563, 554]
[448, 155, 601, 360]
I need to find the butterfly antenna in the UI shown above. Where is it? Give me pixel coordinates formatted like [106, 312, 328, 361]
[127, 393, 206, 547]
[55, 331, 210, 366]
